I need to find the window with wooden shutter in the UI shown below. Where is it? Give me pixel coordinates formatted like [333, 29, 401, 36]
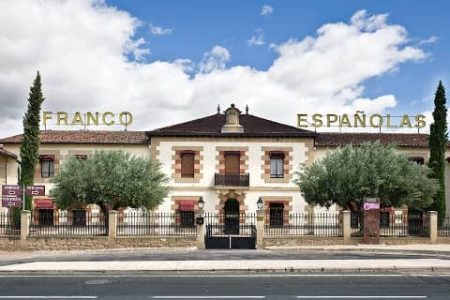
[270, 152, 285, 178]
[180, 152, 195, 178]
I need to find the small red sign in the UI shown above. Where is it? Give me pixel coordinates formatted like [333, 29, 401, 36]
[34, 199, 54, 209]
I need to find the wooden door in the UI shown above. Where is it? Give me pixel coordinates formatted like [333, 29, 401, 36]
[225, 152, 240, 175]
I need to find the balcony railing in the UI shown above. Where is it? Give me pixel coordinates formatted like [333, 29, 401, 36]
[215, 173, 250, 187]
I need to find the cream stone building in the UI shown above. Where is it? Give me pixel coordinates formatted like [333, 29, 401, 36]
[1, 104, 450, 222]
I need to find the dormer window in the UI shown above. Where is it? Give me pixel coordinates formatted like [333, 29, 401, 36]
[221, 104, 244, 133]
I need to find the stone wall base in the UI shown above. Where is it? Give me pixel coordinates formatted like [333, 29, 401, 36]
[0, 237, 196, 251]
[264, 237, 357, 247]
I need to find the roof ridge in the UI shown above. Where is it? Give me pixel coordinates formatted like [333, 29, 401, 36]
[148, 113, 221, 132]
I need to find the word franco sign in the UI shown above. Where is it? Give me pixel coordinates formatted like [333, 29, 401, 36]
[42, 111, 133, 127]
[1, 185, 45, 207]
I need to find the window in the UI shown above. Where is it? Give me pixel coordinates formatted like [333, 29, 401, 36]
[270, 153, 284, 178]
[269, 203, 284, 227]
[408, 157, 424, 165]
[75, 154, 88, 160]
[180, 211, 195, 227]
[380, 212, 390, 228]
[40, 155, 55, 178]
[180, 152, 195, 178]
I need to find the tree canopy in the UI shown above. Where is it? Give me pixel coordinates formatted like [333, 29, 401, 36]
[19, 71, 44, 210]
[295, 142, 438, 211]
[429, 81, 447, 223]
[50, 151, 170, 214]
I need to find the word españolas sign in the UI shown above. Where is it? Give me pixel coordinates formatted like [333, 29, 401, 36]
[297, 111, 426, 129]
[42, 111, 133, 127]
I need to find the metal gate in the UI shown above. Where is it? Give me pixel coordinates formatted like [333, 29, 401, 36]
[205, 213, 256, 249]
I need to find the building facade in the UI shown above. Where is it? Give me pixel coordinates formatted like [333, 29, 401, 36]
[1, 104, 450, 220]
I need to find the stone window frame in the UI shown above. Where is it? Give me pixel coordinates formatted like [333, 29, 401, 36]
[171, 146, 203, 183]
[215, 146, 249, 175]
[215, 191, 248, 224]
[261, 147, 293, 184]
[261, 196, 293, 225]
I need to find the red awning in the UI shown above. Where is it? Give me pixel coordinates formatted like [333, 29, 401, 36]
[34, 199, 54, 209]
[179, 201, 195, 211]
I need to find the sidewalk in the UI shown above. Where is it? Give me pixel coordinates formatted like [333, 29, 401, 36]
[266, 244, 450, 254]
[0, 244, 449, 273]
[1, 258, 450, 273]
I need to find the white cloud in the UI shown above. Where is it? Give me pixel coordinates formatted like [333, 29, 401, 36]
[248, 29, 265, 46]
[0, 3, 427, 137]
[260, 5, 274, 16]
[419, 35, 438, 45]
[149, 23, 173, 36]
[198, 46, 231, 73]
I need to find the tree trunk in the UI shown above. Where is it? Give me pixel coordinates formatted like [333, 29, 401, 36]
[99, 203, 109, 234]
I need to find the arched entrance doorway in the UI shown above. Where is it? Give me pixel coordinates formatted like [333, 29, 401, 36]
[224, 198, 240, 234]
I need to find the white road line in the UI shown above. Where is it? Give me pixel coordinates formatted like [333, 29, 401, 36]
[0, 297, 97, 299]
[296, 297, 427, 299]
[151, 297, 266, 299]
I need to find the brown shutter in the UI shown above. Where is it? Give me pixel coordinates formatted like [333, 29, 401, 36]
[225, 152, 240, 175]
[180, 152, 195, 178]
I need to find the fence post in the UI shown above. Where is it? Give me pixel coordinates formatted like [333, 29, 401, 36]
[428, 211, 438, 244]
[19, 210, 31, 250]
[256, 209, 265, 249]
[108, 210, 118, 241]
[342, 210, 351, 243]
[196, 210, 205, 250]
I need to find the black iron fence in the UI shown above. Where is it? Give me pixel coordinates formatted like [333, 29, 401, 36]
[0, 212, 20, 237]
[351, 210, 426, 237]
[117, 212, 196, 236]
[205, 213, 256, 237]
[438, 216, 450, 237]
[29, 210, 107, 237]
[264, 212, 342, 237]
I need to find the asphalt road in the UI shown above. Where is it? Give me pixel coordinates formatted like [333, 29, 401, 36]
[0, 273, 450, 299]
[1, 249, 450, 266]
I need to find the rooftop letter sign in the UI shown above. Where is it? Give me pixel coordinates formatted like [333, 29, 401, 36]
[42, 111, 133, 127]
[297, 111, 426, 129]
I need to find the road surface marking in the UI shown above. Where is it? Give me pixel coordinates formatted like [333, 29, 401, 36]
[0, 297, 97, 299]
[151, 297, 266, 299]
[296, 297, 427, 299]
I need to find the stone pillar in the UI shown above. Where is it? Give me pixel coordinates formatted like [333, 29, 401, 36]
[108, 210, 118, 240]
[428, 211, 438, 244]
[256, 209, 265, 249]
[196, 210, 205, 250]
[20, 210, 31, 240]
[19, 210, 31, 250]
[342, 210, 351, 244]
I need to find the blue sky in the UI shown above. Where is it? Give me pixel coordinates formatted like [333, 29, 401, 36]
[107, 0, 449, 116]
[0, 0, 448, 135]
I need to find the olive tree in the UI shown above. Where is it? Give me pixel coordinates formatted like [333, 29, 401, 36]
[50, 151, 169, 216]
[295, 142, 438, 211]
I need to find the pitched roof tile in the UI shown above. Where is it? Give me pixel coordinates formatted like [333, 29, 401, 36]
[0, 130, 148, 145]
[147, 113, 317, 138]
